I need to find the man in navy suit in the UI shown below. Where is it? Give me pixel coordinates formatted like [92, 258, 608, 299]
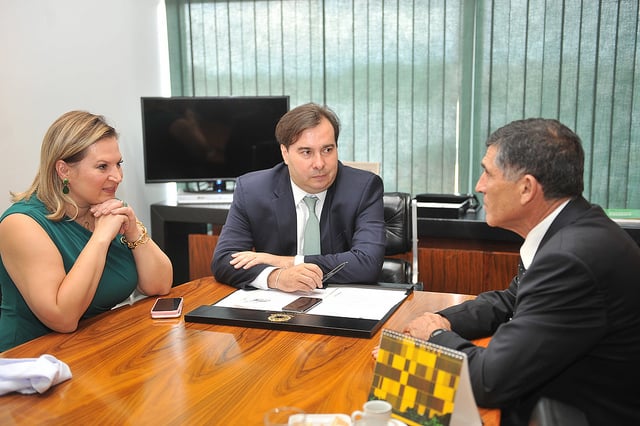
[402, 118, 640, 425]
[212, 103, 385, 292]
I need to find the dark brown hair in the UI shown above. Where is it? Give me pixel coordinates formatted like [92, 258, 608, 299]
[275, 102, 340, 148]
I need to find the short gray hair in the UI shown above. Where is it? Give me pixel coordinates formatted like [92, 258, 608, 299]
[486, 118, 584, 199]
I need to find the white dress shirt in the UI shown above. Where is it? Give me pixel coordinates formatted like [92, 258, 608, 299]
[520, 199, 570, 269]
[250, 180, 327, 289]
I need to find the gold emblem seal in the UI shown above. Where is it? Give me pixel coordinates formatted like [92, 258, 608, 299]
[268, 313, 293, 322]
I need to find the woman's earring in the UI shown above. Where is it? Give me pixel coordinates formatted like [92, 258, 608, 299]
[62, 178, 69, 194]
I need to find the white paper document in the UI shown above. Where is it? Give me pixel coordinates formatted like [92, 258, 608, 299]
[213, 286, 408, 320]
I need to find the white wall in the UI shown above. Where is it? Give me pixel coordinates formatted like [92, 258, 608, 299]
[0, 0, 171, 230]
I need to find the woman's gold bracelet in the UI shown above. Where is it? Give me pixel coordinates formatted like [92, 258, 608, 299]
[120, 220, 150, 249]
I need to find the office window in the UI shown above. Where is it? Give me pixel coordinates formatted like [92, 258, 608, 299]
[166, 0, 639, 209]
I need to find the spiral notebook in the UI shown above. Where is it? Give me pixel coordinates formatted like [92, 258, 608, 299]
[369, 329, 481, 426]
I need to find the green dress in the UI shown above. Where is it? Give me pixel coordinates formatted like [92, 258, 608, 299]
[0, 197, 138, 351]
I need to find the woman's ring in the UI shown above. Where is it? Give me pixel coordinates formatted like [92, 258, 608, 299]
[122, 200, 128, 207]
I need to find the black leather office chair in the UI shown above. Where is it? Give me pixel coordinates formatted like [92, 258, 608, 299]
[378, 192, 421, 289]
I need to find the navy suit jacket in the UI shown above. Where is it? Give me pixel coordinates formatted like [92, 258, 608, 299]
[433, 197, 640, 425]
[212, 162, 385, 288]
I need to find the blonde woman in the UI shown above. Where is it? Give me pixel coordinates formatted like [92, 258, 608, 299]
[0, 111, 172, 351]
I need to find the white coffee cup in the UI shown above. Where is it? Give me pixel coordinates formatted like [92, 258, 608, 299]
[351, 400, 392, 426]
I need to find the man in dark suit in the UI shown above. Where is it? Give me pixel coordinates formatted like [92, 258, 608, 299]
[402, 118, 640, 425]
[212, 103, 385, 292]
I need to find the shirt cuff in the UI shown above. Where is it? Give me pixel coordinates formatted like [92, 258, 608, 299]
[249, 266, 277, 290]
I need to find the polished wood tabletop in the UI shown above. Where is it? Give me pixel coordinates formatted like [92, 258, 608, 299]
[0, 277, 498, 425]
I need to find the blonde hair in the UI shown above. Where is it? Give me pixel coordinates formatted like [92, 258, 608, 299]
[11, 111, 118, 221]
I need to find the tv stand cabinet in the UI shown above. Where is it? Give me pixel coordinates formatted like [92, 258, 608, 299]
[151, 201, 229, 285]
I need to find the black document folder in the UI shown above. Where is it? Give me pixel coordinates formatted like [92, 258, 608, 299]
[185, 284, 412, 338]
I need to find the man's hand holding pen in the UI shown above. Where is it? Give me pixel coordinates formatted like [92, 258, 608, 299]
[268, 264, 322, 292]
[268, 261, 348, 293]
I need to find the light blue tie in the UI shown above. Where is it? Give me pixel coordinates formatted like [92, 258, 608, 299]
[303, 195, 321, 255]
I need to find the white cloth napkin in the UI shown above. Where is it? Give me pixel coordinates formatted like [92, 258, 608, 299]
[0, 354, 72, 395]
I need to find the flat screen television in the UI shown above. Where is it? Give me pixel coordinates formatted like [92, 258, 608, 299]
[141, 96, 289, 183]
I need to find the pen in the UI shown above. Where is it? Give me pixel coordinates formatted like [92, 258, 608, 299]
[322, 261, 348, 284]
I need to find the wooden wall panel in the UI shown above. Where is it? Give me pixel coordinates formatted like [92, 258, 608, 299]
[482, 251, 520, 293]
[418, 248, 483, 294]
[417, 245, 519, 295]
[188, 234, 218, 280]
[187, 233, 519, 295]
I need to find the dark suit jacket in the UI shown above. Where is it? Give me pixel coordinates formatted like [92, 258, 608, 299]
[212, 162, 386, 288]
[432, 197, 640, 425]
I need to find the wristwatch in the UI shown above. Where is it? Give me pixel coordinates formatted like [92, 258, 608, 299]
[430, 328, 447, 339]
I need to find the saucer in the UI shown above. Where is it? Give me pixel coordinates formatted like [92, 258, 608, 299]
[350, 419, 407, 426]
[291, 414, 350, 425]
[294, 414, 407, 426]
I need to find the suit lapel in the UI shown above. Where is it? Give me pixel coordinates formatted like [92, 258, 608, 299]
[319, 183, 336, 252]
[319, 163, 346, 252]
[271, 168, 297, 253]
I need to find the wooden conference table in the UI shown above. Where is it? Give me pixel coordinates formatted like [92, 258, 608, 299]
[1, 277, 499, 425]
